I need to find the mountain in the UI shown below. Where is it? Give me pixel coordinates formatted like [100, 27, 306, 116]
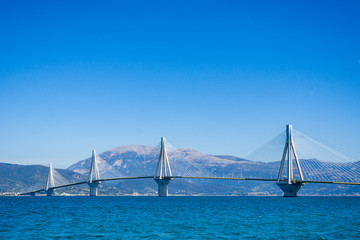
[1, 145, 359, 195]
[67, 145, 360, 196]
[68, 145, 279, 178]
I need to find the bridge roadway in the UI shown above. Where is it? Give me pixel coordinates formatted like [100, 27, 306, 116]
[20, 176, 360, 195]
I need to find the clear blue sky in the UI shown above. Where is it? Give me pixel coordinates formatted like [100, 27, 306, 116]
[0, 0, 359, 168]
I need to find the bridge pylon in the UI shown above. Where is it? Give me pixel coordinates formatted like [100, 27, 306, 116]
[87, 150, 101, 196]
[277, 124, 305, 197]
[154, 137, 173, 197]
[45, 163, 55, 196]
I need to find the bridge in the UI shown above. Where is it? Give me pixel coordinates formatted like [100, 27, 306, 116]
[21, 125, 360, 197]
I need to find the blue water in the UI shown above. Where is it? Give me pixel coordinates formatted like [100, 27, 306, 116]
[1, 196, 359, 239]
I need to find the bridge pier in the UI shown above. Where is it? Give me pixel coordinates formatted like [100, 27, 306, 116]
[88, 182, 100, 196]
[45, 189, 55, 196]
[277, 182, 304, 197]
[154, 178, 172, 197]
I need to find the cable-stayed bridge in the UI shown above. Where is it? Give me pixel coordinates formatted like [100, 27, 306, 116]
[21, 125, 360, 197]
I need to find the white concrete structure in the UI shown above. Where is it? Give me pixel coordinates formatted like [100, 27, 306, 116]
[45, 163, 55, 196]
[154, 137, 173, 197]
[277, 124, 305, 197]
[87, 150, 101, 196]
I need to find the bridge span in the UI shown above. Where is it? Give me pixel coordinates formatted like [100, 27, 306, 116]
[21, 176, 360, 197]
[21, 125, 360, 197]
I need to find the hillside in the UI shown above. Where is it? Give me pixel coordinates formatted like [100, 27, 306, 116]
[1, 145, 359, 195]
[0, 162, 86, 194]
[67, 145, 360, 196]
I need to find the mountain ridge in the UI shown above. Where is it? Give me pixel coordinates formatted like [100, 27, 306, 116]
[66, 144, 360, 196]
[1, 145, 359, 196]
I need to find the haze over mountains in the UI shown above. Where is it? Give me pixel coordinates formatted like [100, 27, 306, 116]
[1, 145, 359, 196]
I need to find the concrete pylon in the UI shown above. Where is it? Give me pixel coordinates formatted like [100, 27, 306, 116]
[276, 124, 305, 197]
[154, 137, 173, 197]
[87, 150, 101, 196]
[45, 163, 55, 196]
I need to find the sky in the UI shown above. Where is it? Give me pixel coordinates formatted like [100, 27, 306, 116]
[0, 0, 359, 168]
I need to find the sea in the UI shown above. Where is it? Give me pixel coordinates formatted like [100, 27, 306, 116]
[1, 196, 359, 239]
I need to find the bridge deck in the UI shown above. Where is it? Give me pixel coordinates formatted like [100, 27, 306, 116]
[20, 176, 360, 195]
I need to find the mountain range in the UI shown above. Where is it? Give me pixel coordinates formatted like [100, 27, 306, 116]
[1, 145, 359, 196]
